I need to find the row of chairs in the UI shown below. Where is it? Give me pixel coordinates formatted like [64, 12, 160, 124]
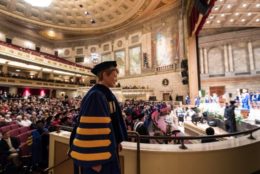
[0, 123, 20, 134]
[8, 127, 30, 137]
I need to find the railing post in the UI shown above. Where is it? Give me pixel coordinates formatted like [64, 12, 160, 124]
[179, 139, 187, 150]
[248, 132, 256, 140]
[128, 131, 141, 174]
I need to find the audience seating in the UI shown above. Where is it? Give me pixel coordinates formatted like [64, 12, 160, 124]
[0, 125, 11, 133]
[17, 132, 29, 143]
[18, 127, 30, 134]
[8, 129, 20, 137]
[10, 124, 19, 129]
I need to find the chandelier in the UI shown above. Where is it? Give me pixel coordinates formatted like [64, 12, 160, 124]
[23, 0, 53, 7]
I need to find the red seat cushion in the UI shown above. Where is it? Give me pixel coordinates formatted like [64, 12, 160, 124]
[18, 127, 30, 134]
[8, 130, 20, 137]
[17, 132, 29, 143]
[0, 126, 11, 133]
[10, 124, 19, 129]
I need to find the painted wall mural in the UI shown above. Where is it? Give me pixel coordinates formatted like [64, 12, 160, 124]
[115, 50, 126, 77]
[101, 53, 113, 62]
[129, 46, 141, 75]
[156, 27, 175, 67]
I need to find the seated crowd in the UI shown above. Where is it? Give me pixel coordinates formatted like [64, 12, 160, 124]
[0, 96, 221, 173]
[0, 96, 80, 172]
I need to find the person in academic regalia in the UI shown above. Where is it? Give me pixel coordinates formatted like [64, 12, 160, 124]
[241, 89, 250, 110]
[69, 61, 128, 174]
[225, 100, 237, 133]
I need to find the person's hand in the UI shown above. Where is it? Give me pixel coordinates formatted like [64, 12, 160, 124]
[9, 148, 16, 153]
[92, 165, 102, 172]
[118, 143, 123, 152]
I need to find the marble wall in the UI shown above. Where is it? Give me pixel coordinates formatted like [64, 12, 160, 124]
[199, 29, 260, 96]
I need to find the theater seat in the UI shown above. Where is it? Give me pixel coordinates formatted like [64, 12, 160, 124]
[18, 127, 30, 134]
[10, 124, 19, 129]
[8, 129, 20, 137]
[17, 132, 29, 143]
[0, 126, 11, 134]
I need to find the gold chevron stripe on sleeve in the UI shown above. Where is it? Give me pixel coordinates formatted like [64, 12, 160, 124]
[70, 151, 111, 161]
[80, 117, 111, 124]
[77, 128, 111, 135]
[73, 139, 111, 148]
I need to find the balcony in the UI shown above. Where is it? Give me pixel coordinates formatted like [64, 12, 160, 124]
[0, 41, 91, 75]
[0, 75, 85, 89]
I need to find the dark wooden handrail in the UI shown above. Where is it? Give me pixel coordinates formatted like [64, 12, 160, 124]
[128, 127, 260, 149]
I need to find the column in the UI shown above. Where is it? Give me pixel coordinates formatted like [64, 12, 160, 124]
[125, 37, 130, 76]
[188, 36, 199, 104]
[248, 41, 255, 72]
[38, 69, 43, 79]
[228, 44, 234, 72]
[224, 44, 229, 73]
[199, 48, 204, 74]
[178, 17, 185, 59]
[203, 48, 208, 74]
[2, 62, 8, 75]
[49, 71, 54, 80]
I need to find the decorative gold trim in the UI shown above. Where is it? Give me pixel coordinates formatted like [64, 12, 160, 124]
[76, 128, 111, 135]
[80, 117, 111, 124]
[73, 139, 111, 148]
[70, 151, 111, 161]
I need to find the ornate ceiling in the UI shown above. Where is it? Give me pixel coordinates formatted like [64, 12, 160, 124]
[0, 0, 179, 40]
[204, 0, 260, 28]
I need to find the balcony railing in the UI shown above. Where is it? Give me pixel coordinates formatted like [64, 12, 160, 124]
[156, 64, 176, 72]
[0, 41, 91, 75]
[0, 75, 85, 89]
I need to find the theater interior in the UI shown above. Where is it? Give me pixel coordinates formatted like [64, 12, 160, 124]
[0, 0, 260, 174]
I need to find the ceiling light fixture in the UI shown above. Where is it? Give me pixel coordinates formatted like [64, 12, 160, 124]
[242, 3, 247, 8]
[217, 20, 221, 23]
[206, 21, 210, 24]
[235, 12, 240, 16]
[84, 11, 90, 15]
[24, 0, 52, 7]
[47, 30, 56, 38]
[221, 14, 225, 17]
[90, 19, 96, 24]
[256, 19, 260, 22]
[227, 4, 232, 9]
[247, 13, 252, 16]
[241, 19, 246, 22]
[256, 4, 260, 8]
[230, 19, 234, 22]
[214, 7, 219, 11]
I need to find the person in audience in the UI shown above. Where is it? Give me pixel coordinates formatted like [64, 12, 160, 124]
[0, 131, 21, 167]
[185, 95, 190, 105]
[36, 120, 49, 168]
[4, 113, 12, 123]
[69, 61, 127, 174]
[225, 100, 237, 133]
[20, 115, 32, 127]
[175, 105, 185, 126]
[16, 115, 23, 126]
[241, 89, 250, 110]
[201, 127, 218, 143]
[133, 114, 149, 143]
